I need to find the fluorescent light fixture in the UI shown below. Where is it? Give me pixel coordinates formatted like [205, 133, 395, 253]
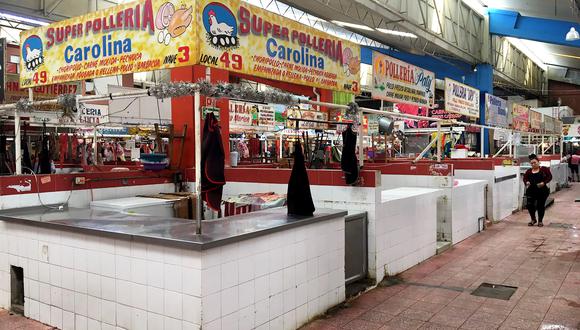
[566, 27, 579, 41]
[331, 20, 374, 31]
[551, 52, 580, 60]
[0, 12, 50, 26]
[376, 28, 418, 38]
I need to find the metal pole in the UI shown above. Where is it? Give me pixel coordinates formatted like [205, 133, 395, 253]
[358, 111, 364, 168]
[509, 132, 513, 157]
[436, 122, 442, 163]
[194, 91, 202, 234]
[480, 127, 485, 157]
[14, 109, 21, 175]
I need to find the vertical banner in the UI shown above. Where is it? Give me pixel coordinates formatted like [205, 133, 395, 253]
[371, 51, 435, 107]
[529, 110, 542, 131]
[19, 0, 198, 88]
[485, 94, 508, 127]
[444, 78, 480, 118]
[196, 0, 361, 93]
[512, 103, 530, 132]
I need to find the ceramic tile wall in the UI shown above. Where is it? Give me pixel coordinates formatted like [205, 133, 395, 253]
[450, 181, 486, 244]
[0, 214, 345, 330]
[373, 188, 442, 282]
[454, 170, 495, 220]
[0, 184, 175, 210]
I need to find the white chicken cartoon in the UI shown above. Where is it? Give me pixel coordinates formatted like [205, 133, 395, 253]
[208, 9, 237, 47]
[25, 43, 44, 71]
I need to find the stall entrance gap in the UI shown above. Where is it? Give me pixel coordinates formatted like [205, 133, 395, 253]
[10, 266, 24, 315]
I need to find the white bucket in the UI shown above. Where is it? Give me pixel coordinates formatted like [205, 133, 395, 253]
[230, 151, 239, 167]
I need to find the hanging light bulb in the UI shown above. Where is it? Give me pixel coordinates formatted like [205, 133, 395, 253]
[566, 27, 580, 41]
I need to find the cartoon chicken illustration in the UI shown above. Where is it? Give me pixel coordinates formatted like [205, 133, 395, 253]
[207, 9, 237, 47]
[24, 43, 43, 70]
[155, 2, 193, 45]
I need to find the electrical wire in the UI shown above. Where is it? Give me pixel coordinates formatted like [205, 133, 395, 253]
[21, 166, 74, 211]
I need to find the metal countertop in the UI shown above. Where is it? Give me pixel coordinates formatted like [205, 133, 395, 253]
[0, 207, 347, 250]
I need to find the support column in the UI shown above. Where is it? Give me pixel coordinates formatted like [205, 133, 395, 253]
[475, 64, 493, 157]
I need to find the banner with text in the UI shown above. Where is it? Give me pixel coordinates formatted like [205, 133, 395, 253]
[485, 94, 508, 128]
[371, 52, 434, 107]
[4, 74, 81, 110]
[543, 115, 555, 133]
[197, 0, 360, 93]
[444, 78, 480, 118]
[512, 103, 529, 132]
[19, 0, 197, 88]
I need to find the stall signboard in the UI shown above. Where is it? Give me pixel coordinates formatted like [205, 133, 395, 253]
[285, 107, 328, 129]
[512, 103, 530, 132]
[371, 52, 434, 107]
[485, 94, 508, 128]
[229, 100, 258, 126]
[197, 0, 361, 94]
[366, 114, 379, 135]
[19, 0, 198, 88]
[4, 74, 81, 110]
[444, 78, 480, 118]
[429, 108, 463, 125]
[529, 109, 542, 131]
[78, 104, 108, 124]
[258, 104, 275, 127]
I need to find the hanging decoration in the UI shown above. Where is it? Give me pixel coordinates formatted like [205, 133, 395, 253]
[58, 94, 78, 121]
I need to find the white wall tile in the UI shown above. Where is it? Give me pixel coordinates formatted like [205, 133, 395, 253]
[147, 286, 165, 315]
[62, 289, 75, 313]
[221, 286, 239, 316]
[131, 282, 148, 311]
[147, 261, 164, 289]
[87, 273, 101, 298]
[116, 303, 132, 329]
[50, 287, 62, 309]
[116, 279, 131, 306]
[75, 315, 88, 330]
[131, 258, 148, 285]
[49, 264, 62, 287]
[238, 280, 254, 310]
[115, 255, 131, 281]
[182, 294, 201, 324]
[202, 292, 221, 324]
[238, 305, 254, 330]
[165, 316, 183, 330]
[87, 296, 101, 320]
[100, 253, 116, 278]
[182, 267, 201, 297]
[102, 299, 116, 325]
[254, 299, 269, 328]
[74, 270, 87, 294]
[201, 265, 221, 296]
[131, 308, 148, 330]
[39, 282, 50, 304]
[50, 306, 63, 329]
[87, 318, 101, 330]
[101, 276, 115, 301]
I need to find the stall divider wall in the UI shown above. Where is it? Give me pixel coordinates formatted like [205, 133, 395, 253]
[375, 164, 486, 245]
[190, 167, 447, 284]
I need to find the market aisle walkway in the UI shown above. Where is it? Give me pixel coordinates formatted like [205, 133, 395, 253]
[304, 183, 580, 330]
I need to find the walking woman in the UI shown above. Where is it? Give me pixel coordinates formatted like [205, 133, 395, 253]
[523, 154, 552, 227]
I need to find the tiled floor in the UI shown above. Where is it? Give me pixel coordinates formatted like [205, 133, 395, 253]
[304, 183, 580, 330]
[1, 184, 579, 330]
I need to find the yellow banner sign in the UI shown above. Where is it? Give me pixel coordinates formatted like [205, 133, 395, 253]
[20, 0, 197, 88]
[196, 0, 361, 93]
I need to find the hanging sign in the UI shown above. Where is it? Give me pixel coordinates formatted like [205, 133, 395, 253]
[543, 115, 555, 133]
[229, 100, 256, 126]
[485, 94, 508, 128]
[79, 104, 108, 124]
[285, 107, 328, 129]
[258, 104, 275, 127]
[564, 124, 580, 137]
[197, 0, 361, 93]
[512, 103, 529, 132]
[429, 108, 463, 125]
[19, 0, 197, 88]
[203, 106, 221, 120]
[444, 78, 480, 118]
[529, 110, 542, 131]
[371, 52, 435, 107]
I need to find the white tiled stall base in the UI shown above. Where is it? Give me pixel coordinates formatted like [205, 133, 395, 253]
[375, 188, 443, 282]
[0, 184, 175, 210]
[0, 216, 345, 330]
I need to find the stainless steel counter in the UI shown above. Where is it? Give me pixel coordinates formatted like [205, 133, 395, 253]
[0, 206, 346, 250]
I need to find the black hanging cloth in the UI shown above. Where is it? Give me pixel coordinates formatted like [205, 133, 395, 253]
[287, 141, 315, 216]
[341, 125, 359, 185]
[201, 112, 225, 212]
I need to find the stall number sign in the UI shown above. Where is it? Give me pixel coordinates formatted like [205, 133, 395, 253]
[203, 106, 221, 120]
